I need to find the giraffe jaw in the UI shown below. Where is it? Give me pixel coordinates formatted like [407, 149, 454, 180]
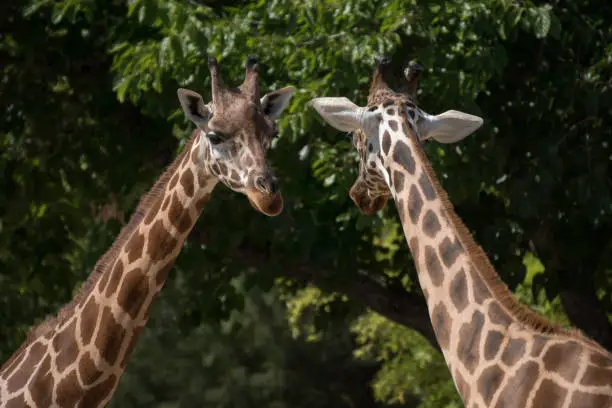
[246, 190, 284, 216]
[349, 185, 389, 215]
[356, 195, 388, 216]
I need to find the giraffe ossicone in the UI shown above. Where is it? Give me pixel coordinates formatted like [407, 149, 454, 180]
[0, 55, 294, 408]
[312, 56, 612, 407]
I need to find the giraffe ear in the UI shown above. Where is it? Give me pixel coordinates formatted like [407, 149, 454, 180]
[419, 110, 483, 143]
[261, 86, 295, 120]
[311, 97, 366, 132]
[177, 88, 212, 129]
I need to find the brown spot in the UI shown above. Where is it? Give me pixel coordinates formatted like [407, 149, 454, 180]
[388, 120, 398, 131]
[244, 155, 254, 167]
[543, 342, 582, 382]
[532, 379, 568, 407]
[580, 364, 612, 387]
[6, 342, 46, 391]
[487, 302, 512, 327]
[591, 352, 612, 367]
[5, 395, 26, 408]
[79, 298, 98, 345]
[392, 141, 416, 175]
[94, 306, 127, 366]
[386, 108, 395, 116]
[147, 220, 179, 262]
[569, 391, 612, 408]
[449, 268, 468, 312]
[530, 334, 548, 357]
[431, 302, 451, 349]
[126, 232, 145, 263]
[78, 351, 103, 386]
[457, 311, 484, 374]
[422, 210, 441, 238]
[195, 193, 211, 213]
[218, 162, 228, 176]
[472, 270, 492, 304]
[120, 326, 144, 368]
[168, 173, 179, 190]
[156, 261, 175, 286]
[382, 130, 392, 155]
[418, 171, 436, 200]
[408, 237, 419, 258]
[53, 320, 78, 373]
[382, 99, 394, 107]
[501, 337, 526, 366]
[407, 184, 423, 224]
[168, 192, 193, 234]
[230, 169, 240, 182]
[105, 259, 124, 298]
[55, 369, 82, 407]
[180, 169, 195, 197]
[484, 331, 504, 360]
[439, 237, 462, 268]
[454, 368, 470, 402]
[392, 170, 404, 193]
[477, 365, 505, 405]
[79, 374, 118, 407]
[493, 361, 539, 408]
[143, 196, 162, 225]
[28, 355, 53, 407]
[424, 245, 444, 286]
[116, 268, 148, 319]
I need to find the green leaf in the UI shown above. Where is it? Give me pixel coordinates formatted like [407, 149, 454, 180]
[533, 6, 552, 38]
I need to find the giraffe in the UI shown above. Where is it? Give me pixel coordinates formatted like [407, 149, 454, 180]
[311, 57, 612, 407]
[0, 55, 294, 408]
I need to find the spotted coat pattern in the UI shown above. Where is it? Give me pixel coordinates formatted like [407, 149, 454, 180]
[0, 56, 290, 407]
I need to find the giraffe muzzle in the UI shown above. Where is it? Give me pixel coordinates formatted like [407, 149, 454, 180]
[246, 172, 283, 216]
[349, 183, 389, 215]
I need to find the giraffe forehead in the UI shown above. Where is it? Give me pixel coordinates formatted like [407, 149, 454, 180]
[208, 101, 275, 138]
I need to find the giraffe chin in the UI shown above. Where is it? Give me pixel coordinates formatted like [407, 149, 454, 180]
[247, 191, 284, 216]
[355, 195, 389, 216]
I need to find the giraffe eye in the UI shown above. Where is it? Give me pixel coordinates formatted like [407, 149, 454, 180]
[207, 132, 225, 145]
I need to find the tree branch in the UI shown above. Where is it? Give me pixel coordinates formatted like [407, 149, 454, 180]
[189, 227, 440, 352]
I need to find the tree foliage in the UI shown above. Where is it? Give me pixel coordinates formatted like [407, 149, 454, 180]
[1, 0, 611, 406]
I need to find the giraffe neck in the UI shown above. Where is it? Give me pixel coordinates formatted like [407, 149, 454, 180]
[374, 107, 612, 407]
[0, 131, 217, 407]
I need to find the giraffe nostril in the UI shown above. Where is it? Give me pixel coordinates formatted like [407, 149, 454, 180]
[255, 176, 267, 193]
[255, 175, 279, 194]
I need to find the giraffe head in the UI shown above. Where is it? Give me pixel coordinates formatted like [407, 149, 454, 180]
[177, 56, 294, 216]
[311, 57, 483, 215]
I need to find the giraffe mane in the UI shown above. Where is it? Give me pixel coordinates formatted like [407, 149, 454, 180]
[26, 130, 200, 341]
[396, 106, 609, 353]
